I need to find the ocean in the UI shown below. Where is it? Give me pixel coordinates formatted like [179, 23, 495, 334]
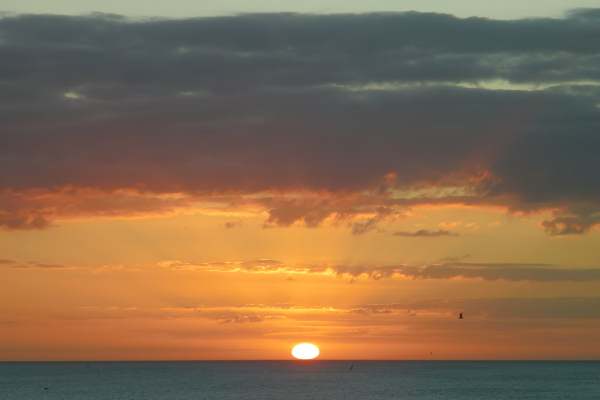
[1, 361, 599, 399]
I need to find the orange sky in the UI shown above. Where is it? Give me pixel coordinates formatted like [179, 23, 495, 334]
[2, 203, 600, 360]
[2, 10, 600, 360]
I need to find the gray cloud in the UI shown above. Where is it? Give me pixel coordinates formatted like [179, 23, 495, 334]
[3, 11, 600, 89]
[1, 11, 600, 232]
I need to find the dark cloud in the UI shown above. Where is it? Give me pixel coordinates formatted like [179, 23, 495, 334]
[1, 11, 600, 232]
[2, 11, 600, 90]
[393, 229, 458, 237]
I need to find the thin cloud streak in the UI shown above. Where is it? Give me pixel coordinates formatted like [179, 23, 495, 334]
[157, 259, 600, 282]
[393, 229, 459, 237]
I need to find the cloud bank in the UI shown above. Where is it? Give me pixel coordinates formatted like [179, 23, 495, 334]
[1, 11, 600, 232]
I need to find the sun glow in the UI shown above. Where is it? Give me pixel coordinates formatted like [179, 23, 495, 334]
[291, 343, 320, 360]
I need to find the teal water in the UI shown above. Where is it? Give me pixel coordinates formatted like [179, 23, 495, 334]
[1, 361, 599, 399]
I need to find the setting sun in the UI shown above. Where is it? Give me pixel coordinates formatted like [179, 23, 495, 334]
[291, 343, 320, 360]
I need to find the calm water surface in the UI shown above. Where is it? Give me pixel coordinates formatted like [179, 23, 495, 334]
[1, 361, 599, 399]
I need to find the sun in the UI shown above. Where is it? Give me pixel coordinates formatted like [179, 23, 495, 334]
[291, 343, 320, 360]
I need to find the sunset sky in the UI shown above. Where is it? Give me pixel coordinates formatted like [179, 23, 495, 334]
[2, 1, 600, 360]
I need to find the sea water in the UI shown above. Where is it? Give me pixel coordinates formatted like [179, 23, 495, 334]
[1, 361, 599, 399]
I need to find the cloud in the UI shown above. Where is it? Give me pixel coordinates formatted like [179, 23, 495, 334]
[3, 11, 600, 90]
[0, 189, 195, 229]
[158, 259, 329, 275]
[218, 314, 266, 324]
[157, 258, 600, 282]
[354, 297, 600, 319]
[1, 11, 600, 233]
[351, 218, 380, 235]
[0, 210, 50, 230]
[2, 260, 73, 270]
[541, 207, 600, 235]
[393, 263, 600, 282]
[331, 261, 600, 282]
[350, 206, 396, 235]
[27, 262, 70, 269]
[393, 229, 458, 237]
[154, 305, 329, 326]
[224, 220, 243, 229]
[61, 298, 600, 322]
[6, 254, 600, 283]
[2, 259, 143, 272]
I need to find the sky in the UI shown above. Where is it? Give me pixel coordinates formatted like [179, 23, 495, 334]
[1, 1, 600, 360]
[3, 0, 600, 19]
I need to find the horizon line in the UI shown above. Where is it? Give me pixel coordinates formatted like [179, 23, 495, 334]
[2, 359, 600, 363]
